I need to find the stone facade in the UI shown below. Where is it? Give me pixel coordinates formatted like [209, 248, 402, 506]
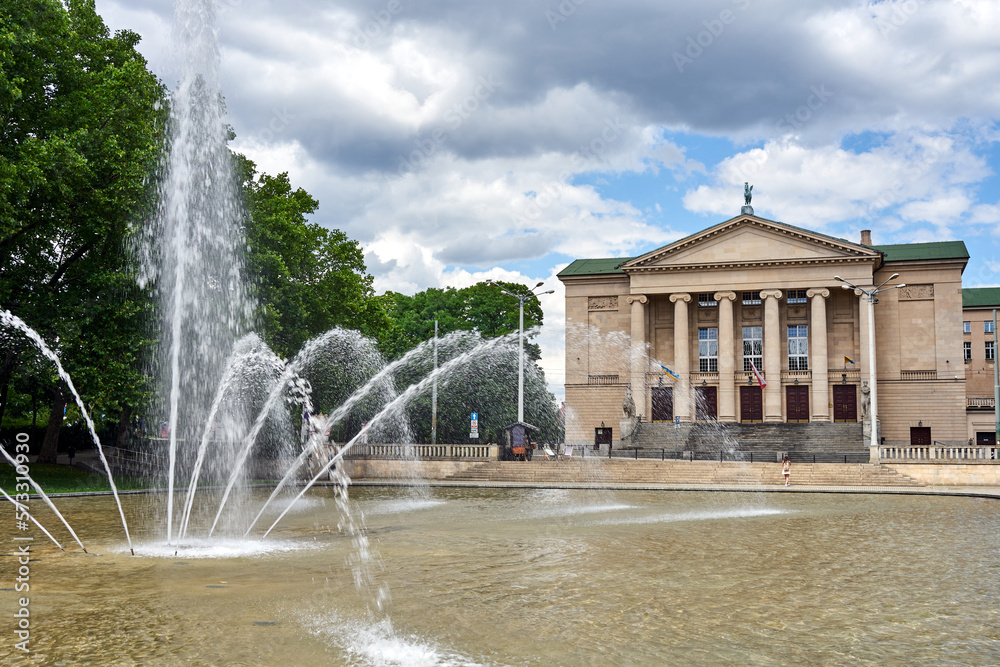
[962, 289, 1000, 446]
[557, 213, 993, 452]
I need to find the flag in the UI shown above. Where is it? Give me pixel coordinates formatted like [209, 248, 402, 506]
[844, 355, 855, 365]
[749, 359, 766, 388]
[658, 363, 679, 380]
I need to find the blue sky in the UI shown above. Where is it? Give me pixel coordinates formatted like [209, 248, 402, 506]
[95, 0, 1000, 400]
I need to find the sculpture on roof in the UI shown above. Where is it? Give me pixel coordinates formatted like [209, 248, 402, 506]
[744, 182, 753, 206]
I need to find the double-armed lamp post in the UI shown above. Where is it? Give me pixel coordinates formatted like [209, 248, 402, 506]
[490, 281, 554, 423]
[834, 273, 905, 461]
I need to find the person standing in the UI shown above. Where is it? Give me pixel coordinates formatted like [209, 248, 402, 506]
[782, 455, 791, 486]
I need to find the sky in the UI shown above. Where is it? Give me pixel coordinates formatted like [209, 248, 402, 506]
[94, 0, 1000, 403]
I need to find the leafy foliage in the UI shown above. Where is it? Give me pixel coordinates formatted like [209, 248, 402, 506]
[0, 0, 166, 459]
[238, 155, 390, 360]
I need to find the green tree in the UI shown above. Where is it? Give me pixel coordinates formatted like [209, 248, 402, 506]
[238, 155, 390, 360]
[380, 281, 544, 360]
[381, 282, 562, 444]
[0, 0, 166, 460]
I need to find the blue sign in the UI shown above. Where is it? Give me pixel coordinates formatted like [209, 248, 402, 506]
[674, 416, 681, 425]
[471, 412, 478, 421]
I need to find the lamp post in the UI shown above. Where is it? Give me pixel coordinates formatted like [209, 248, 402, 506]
[490, 281, 554, 423]
[834, 273, 906, 462]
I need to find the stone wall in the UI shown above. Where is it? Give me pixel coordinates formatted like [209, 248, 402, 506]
[342, 459, 482, 480]
[882, 462, 1000, 486]
[564, 384, 626, 446]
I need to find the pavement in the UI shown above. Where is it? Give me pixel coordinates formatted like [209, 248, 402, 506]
[347, 478, 1000, 499]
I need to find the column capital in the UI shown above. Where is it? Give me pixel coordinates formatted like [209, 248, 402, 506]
[713, 290, 737, 302]
[626, 294, 648, 305]
[669, 292, 691, 303]
[760, 289, 783, 300]
[806, 287, 830, 299]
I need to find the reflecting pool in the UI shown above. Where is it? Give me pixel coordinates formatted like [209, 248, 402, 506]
[2, 487, 999, 665]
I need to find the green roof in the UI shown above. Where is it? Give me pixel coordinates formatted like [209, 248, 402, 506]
[963, 287, 1000, 308]
[557, 257, 633, 277]
[559, 237, 970, 278]
[871, 241, 969, 263]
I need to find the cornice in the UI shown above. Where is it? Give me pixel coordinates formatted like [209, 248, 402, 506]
[624, 255, 877, 274]
[622, 217, 879, 271]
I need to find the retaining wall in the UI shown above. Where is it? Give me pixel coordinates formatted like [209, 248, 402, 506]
[881, 462, 1000, 486]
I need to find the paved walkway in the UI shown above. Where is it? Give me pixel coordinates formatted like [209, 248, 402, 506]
[348, 478, 1000, 499]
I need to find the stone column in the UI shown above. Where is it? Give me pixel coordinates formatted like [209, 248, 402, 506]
[807, 288, 831, 422]
[670, 293, 692, 421]
[715, 291, 737, 422]
[760, 289, 783, 422]
[856, 287, 872, 378]
[626, 294, 648, 418]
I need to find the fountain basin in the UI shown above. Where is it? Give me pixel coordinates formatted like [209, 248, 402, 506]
[2, 486, 998, 664]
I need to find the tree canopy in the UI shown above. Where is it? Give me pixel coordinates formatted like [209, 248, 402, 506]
[0, 0, 166, 460]
[380, 281, 544, 360]
[238, 154, 390, 360]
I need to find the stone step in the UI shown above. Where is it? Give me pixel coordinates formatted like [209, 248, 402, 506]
[444, 460, 923, 487]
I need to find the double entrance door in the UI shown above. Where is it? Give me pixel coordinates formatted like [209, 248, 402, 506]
[738, 385, 811, 422]
[832, 385, 858, 422]
[651, 386, 718, 421]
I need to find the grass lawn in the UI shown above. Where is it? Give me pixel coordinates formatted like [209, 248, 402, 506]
[0, 463, 152, 494]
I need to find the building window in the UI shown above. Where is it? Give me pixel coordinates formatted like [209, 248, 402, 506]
[963, 321, 971, 334]
[788, 325, 809, 371]
[699, 328, 719, 372]
[987, 321, 995, 334]
[742, 326, 763, 372]
[786, 289, 807, 304]
[742, 291, 761, 305]
[988, 341, 996, 362]
[698, 292, 717, 307]
[964, 341, 972, 363]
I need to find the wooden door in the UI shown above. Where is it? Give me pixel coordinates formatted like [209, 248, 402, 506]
[651, 387, 673, 422]
[910, 426, 931, 445]
[832, 385, 857, 422]
[740, 385, 763, 422]
[786, 385, 810, 422]
[594, 427, 612, 446]
[696, 386, 717, 421]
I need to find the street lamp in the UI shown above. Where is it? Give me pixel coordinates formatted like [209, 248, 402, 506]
[834, 273, 906, 461]
[490, 281, 554, 423]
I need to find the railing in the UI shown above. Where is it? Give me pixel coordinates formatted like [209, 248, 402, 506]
[967, 397, 996, 409]
[879, 444, 997, 461]
[588, 374, 621, 385]
[344, 443, 494, 460]
[781, 370, 811, 381]
[900, 370, 938, 380]
[691, 372, 719, 384]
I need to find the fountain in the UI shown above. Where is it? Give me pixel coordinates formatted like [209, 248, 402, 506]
[5, 2, 999, 664]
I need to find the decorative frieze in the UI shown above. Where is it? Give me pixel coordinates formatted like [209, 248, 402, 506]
[588, 295, 619, 311]
[900, 284, 934, 301]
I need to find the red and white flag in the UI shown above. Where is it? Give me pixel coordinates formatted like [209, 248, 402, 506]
[749, 359, 766, 388]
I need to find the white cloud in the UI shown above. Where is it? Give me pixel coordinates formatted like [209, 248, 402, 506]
[92, 0, 1000, 419]
[683, 132, 988, 237]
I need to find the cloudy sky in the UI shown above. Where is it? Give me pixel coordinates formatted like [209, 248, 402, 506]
[95, 0, 1000, 401]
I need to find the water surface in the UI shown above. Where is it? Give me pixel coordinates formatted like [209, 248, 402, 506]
[2, 487, 998, 665]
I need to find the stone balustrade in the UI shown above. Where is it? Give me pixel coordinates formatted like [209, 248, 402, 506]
[345, 442, 497, 460]
[879, 445, 997, 461]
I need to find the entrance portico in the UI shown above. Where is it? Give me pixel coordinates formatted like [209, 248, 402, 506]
[558, 211, 971, 451]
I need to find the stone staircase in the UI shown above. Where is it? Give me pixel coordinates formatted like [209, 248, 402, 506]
[443, 459, 923, 487]
[629, 421, 864, 454]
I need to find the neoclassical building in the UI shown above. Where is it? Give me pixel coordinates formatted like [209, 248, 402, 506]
[559, 211, 998, 451]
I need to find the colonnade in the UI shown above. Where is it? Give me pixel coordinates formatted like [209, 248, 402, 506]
[628, 288, 835, 422]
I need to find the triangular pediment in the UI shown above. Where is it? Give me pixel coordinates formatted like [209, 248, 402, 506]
[621, 215, 880, 272]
